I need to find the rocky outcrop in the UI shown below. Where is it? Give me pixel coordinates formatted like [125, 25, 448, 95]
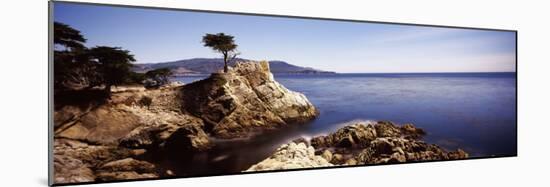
[181, 61, 318, 138]
[248, 121, 468, 171]
[312, 121, 468, 165]
[246, 142, 333, 172]
[95, 158, 158, 181]
[53, 60, 318, 183]
[53, 138, 157, 184]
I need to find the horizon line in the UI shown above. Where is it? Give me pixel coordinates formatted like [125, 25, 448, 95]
[133, 57, 516, 74]
[328, 71, 516, 74]
[171, 72, 516, 75]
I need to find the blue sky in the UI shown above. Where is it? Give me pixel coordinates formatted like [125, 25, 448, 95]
[54, 2, 516, 73]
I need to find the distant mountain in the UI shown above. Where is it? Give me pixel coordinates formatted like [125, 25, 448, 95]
[133, 58, 335, 76]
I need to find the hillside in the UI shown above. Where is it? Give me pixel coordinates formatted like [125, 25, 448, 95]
[133, 58, 335, 76]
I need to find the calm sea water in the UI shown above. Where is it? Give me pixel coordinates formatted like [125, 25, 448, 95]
[168, 73, 517, 175]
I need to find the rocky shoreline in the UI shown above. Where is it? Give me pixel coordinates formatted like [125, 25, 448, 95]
[53, 61, 468, 184]
[246, 121, 468, 171]
[53, 61, 318, 184]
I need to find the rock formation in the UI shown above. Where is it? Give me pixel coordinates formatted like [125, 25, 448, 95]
[53, 60, 318, 183]
[181, 61, 318, 138]
[53, 138, 158, 183]
[247, 121, 468, 171]
[245, 142, 333, 171]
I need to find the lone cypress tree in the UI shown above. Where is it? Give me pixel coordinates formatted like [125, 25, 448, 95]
[202, 33, 239, 73]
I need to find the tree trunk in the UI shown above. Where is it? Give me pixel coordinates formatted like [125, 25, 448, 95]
[223, 54, 228, 73]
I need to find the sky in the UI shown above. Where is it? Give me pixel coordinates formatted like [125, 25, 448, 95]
[53, 2, 516, 73]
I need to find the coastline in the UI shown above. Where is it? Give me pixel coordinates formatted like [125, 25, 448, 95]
[53, 61, 477, 184]
[52, 61, 319, 183]
[246, 120, 468, 172]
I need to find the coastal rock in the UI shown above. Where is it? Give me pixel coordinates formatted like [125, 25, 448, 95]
[52, 138, 154, 184]
[55, 61, 317, 142]
[245, 142, 332, 171]
[181, 61, 318, 138]
[55, 105, 143, 145]
[95, 158, 158, 181]
[54, 84, 196, 145]
[162, 123, 212, 151]
[53, 154, 95, 183]
[53, 60, 320, 182]
[344, 158, 358, 165]
[118, 110, 211, 151]
[292, 137, 310, 145]
[374, 121, 402, 137]
[311, 122, 377, 148]
[370, 138, 395, 155]
[331, 153, 345, 164]
[53, 81, 214, 151]
[97, 158, 156, 173]
[400, 123, 426, 139]
[448, 149, 469, 159]
[249, 121, 469, 169]
[311, 121, 428, 149]
[321, 149, 333, 161]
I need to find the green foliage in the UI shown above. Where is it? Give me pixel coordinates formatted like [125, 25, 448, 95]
[202, 33, 237, 53]
[88, 46, 136, 95]
[54, 22, 86, 51]
[54, 22, 100, 89]
[138, 96, 153, 108]
[53, 21, 138, 97]
[144, 68, 173, 87]
[126, 72, 146, 84]
[202, 33, 239, 72]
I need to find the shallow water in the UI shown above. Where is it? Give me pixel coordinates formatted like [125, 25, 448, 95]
[168, 73, 517, 175]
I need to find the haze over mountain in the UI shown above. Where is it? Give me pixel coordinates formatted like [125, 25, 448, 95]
[133, 58, 335, 76]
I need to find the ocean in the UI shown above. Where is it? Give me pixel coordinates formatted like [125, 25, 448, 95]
[169, 72, 517, 175]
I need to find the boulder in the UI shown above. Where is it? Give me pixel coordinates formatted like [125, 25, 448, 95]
[321, 150, 333, 162]
[388, 152, 407, 163]
[53, 154, 95, 184]
[370, 138, 395, 155]
[292, 137, 310, 145]
[331, 153, 345, 165]
[246, 142, 332, 171]
[344, 158, 358, 165]
[311, 135, 330, 148]
[97, 158, 156, 173]
[163, 124, 212, 151]
[118, 111, 211, 151]
[400, 123, 426, 139]
[55, 105, 143, 145]
[52, 138, 156, 184]
[95, 158, 158, 181]
[448, 149, 469, 159]
[311, 123, 376, 149]
[374, 121, 402, 137]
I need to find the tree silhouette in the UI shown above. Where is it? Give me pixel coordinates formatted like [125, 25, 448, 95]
[54, 22, 86, 51]
[145, 68, 173, 87]
[202, 33, 239, 73]
[88, 46, 136, 96]
[53, 22, 89, 89]
[127, 72, 146, 84]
